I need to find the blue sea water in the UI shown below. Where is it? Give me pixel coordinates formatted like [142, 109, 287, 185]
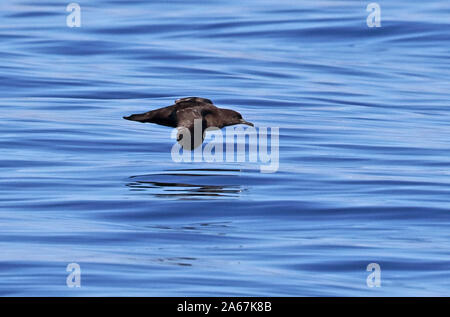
[1, 0, 449, 296]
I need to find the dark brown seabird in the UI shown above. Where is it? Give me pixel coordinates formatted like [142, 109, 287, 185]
[123, 97, 254, 150]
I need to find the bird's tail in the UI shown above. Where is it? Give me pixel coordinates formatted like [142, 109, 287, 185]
[123, 111, 153, 123]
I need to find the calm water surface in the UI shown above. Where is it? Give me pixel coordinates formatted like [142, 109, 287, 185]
[1, 0, 449, 296]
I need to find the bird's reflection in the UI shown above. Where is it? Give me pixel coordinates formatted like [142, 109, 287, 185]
[126, 168, 245, 199]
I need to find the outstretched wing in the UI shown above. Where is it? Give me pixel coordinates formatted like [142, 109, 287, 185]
[175, 107, 202, 128]
[175, 107, 208, 150]
[123, 97, 215, 127]
[173, 98, 217, 128]
[174, 102, 220, 150]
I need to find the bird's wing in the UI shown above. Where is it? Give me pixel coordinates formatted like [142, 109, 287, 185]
[175, 102, 220, 128]
[173, 98, 217, 127]
[175, 104, 219, 149]
[124, 97, 216, 128]
[175, 106, 206, 129]
[148, 98, 209, 125]
[175, 97, 214, 105]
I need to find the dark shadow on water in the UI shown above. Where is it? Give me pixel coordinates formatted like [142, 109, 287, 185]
[126, 168, 246, 199]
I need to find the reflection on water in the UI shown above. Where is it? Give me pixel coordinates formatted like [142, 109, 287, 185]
[156, 257, 197, 267]
[126, 169, 246, 198]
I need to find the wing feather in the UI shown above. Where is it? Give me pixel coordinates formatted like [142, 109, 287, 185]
[175, 97, 213, 105]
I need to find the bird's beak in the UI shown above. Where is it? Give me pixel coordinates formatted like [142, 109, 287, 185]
[239, 119, 254, 127]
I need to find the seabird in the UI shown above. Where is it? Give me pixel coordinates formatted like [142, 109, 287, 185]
[123, 97, 254, 150]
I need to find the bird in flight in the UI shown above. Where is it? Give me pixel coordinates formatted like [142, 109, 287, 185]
[124, 97, 254, 150]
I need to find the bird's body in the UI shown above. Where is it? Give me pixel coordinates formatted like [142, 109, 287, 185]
[123, 97, 253, 149]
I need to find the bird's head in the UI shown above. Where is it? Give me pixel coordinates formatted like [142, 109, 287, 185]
[220, 109, 254, 128]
